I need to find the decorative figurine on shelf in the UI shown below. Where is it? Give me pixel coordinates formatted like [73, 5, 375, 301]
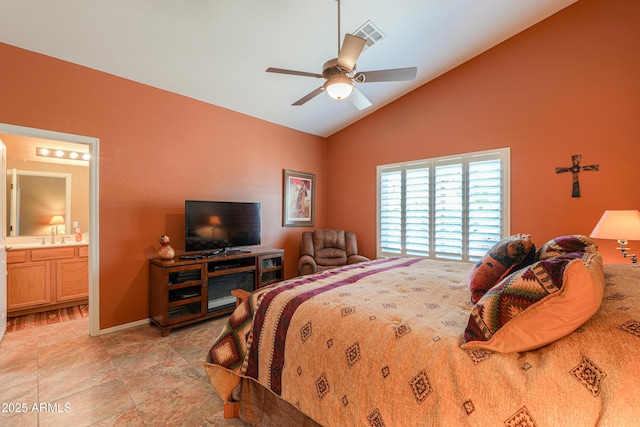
[158, 234, 176, 260]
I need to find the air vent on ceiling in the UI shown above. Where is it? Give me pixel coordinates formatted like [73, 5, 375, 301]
[352, 20, 385, 50]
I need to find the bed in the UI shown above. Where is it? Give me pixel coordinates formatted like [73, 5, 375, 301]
[204, 236, 640, 426]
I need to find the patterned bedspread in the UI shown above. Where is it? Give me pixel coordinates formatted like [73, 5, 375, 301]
[204, 257, 640, 426]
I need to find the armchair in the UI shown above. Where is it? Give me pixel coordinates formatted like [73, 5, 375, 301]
[298, 229, 370, 276]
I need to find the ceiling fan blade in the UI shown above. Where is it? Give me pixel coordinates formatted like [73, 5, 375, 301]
[349, 87, 372, 110]
[337, 34, 366, 71]
[292, 87, 325, 106]
[266, 67, 323, 79]
[355, 67, 417, 83]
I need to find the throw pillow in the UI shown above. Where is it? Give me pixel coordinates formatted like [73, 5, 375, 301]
[468, 233, 536, 303]
[536, 234, 598, 261]
[461, 251, 605, 353]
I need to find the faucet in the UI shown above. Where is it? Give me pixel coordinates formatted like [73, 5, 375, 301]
[51, 227, 56, 244]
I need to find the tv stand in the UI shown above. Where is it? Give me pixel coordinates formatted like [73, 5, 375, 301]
[149, 247, 284, 336]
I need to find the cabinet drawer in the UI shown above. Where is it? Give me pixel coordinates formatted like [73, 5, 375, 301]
[7, 250, 27, 264]
[31, 247, 76, 261]
[78, 245, 89, 257]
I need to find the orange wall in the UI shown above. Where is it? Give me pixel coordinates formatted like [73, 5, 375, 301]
[326, 0, 640, 265]
[0, 0, 638, 330]
[0, 43, 327, 329]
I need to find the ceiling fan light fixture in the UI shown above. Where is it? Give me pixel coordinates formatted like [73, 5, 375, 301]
[324, 74, 354, 100]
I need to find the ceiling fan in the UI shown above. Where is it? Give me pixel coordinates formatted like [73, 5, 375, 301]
[266, 0, 417, 110]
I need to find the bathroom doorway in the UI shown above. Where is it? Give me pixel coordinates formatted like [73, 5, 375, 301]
[0, 124, 99, 336]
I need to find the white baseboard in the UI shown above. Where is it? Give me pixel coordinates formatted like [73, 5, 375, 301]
[99, 318, 150, 335]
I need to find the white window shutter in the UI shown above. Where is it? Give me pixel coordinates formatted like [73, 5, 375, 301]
[405, 167, 430, 256]
[379, 169, 403, 254]
[377, 148, 508, 261]
[468, 156, 502, 262]
[434, 161, 463, 260]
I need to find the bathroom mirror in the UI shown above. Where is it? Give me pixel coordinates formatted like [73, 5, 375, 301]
[6, 169, 71, 236]
[2, 133, 89, 240]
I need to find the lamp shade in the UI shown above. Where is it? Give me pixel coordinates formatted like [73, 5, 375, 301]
[590, 210, 640, 241]
[324, 75, 354, 100]
[49, 215, 65, 225]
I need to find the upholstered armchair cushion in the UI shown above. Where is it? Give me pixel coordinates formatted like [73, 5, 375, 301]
[298, 229, 369, 276]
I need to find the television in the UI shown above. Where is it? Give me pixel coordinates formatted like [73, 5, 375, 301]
[185, 200, 261, 253]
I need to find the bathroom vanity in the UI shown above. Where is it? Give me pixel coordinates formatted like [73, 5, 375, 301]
[6, 242, 89, 316]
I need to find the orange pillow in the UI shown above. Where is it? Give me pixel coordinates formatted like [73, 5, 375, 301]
[468, 234, 535, 303]
[462, 251, 605, 353]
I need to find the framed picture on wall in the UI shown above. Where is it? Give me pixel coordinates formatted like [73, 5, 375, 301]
[283, 169, 315, 227]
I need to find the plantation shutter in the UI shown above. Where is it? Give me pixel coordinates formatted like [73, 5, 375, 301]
[379, 168, 403, 254]
[405, 166, 430, 256]
[468, 153, 503, 262]
[377, 148, 508, 261]
[434, 160, 463, 260]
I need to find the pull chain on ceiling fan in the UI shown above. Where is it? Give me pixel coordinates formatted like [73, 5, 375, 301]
[266, 0, 417, 110]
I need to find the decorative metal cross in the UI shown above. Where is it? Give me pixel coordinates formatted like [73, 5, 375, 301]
[555, 154, 599, 197]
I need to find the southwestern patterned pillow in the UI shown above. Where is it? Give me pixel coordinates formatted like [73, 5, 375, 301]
[536, 234, 598, 261]
[468, 233, 536, 303]
[461, 251, 605, 353]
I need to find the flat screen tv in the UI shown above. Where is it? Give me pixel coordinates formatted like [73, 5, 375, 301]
[185, 200, 261, 253]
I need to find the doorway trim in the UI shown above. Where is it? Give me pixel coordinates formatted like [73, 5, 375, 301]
[0, 123, 100, 336]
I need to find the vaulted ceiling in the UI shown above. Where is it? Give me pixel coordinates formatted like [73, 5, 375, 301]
[0, 0, 578, 137]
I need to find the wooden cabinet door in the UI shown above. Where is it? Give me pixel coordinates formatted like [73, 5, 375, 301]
[165, 265, 206, 325]
[257, 253, 283, 288]
[56, 258, 89, 302]
[7, 262, 52, 310]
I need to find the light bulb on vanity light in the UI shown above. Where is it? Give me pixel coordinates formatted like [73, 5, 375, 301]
[36, 146, 91, 162]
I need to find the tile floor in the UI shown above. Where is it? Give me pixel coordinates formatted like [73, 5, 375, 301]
[0, 315, 251, 426]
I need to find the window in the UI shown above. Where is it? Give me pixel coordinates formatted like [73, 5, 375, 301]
[377, 148, 509, 262]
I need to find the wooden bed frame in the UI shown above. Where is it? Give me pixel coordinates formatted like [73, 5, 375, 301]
[233, 377, 322, 427]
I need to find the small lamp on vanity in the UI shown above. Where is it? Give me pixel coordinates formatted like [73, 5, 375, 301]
[49, 215, 65, 234]
[590, 210, 640, 263]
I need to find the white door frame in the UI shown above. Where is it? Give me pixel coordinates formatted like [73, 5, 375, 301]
[0, 123, 100, 337]
[0, 139, 6, 341]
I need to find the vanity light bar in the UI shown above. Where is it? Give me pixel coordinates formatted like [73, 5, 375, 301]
[36, 147, 90, 161]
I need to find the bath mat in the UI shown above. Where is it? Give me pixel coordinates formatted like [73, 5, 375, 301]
[6, 304, 89, 332]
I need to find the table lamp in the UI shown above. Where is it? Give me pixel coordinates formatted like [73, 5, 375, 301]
[590, 210, 640, 263]
[49, 215, 65, 234]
